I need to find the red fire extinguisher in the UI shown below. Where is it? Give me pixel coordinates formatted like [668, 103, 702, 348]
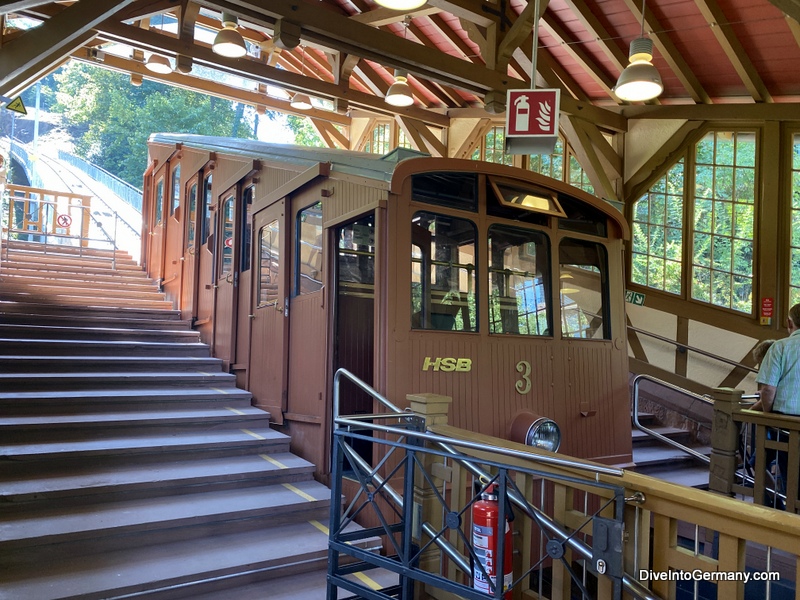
[472, 485, 513, 598]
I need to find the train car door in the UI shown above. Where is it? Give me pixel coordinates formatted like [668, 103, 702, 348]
[195, 171, 216, 337]
[147, 165, 167, 282]
[285, 196, 326, 459]
[179, 175, 199, 320]
[249, 200, 288, 423]
[161, 162, 183, 303]
[333, 212, 376, 463]
[212, 184, 240, 368]
[232, 183, 255, 388]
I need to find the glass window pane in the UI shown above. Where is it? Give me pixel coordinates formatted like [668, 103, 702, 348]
[186, 183, 197, 250]
[411, 211, 477, 332]
[219, 196, 234, 278]
[171, 164, 181, 215]
[297, 202, 323, 295]
[488, 225, 551, 336]
[559, 238, 609, 339]
[258, 220, 280, 307]
[155, 178, 164, 224]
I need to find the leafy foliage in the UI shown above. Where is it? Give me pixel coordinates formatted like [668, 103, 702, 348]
[53, 62, 252, 186]
[285, 115, 324, 147]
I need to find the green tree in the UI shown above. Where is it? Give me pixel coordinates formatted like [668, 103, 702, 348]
[54, 62, 251, 186]
[286, 115, 324, 147]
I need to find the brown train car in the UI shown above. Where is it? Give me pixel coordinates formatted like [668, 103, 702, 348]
[142, 133, 632, 478]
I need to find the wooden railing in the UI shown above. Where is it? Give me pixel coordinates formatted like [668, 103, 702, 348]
[709, 387, 800, 513]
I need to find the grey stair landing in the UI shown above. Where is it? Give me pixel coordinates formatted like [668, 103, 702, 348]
[0, 242, 346, 599]
[630, 412, 711, 488]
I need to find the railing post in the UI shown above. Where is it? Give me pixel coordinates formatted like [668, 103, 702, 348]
[407, 392, 453, 600]
[708, 387, 742, 497]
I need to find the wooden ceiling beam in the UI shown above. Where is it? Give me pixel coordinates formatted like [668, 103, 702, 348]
[559, 0, 627, 72]
[768, 0, 800, 24]
[0, 0, 135, 90]
[561, 116, 618, 200]
[622, 103, 800, 120]
[540, 14, 617, 100]
[496, 0, 545, 72]
[309, 118, 349, 149]
[427, 13, 482, 63]
[691, 0, 772, 102]
[396, 115, 447, 156]
[201, 0, 513, 94]
[350, 5, 441, 27]
[96, 19, 453, 126]
[72, 45, 352, 125]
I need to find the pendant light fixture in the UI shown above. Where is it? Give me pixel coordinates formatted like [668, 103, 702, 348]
[374, 0, 426, 9]
[290, 45, 313, 110]
[213, 12, 247, 58]
[145, 12, 173, 74]
[145, 53, 172, 74]
[385, 17, 414, 108]
[613, 0, 663, 102]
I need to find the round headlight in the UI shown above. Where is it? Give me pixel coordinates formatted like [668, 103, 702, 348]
[509, 411, 561, 452]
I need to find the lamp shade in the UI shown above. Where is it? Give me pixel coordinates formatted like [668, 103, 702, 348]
[213, 26, 247, 58]
[386, 71, 414, 107]
[145, 53, 172, 74]
[374, 0, 427, 8]
[290, 93, 313, 110]
[614, 37, 663, 102]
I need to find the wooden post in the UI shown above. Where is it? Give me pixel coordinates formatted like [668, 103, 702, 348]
[407, 393, 453, 600]
[708, 387, 742, 497]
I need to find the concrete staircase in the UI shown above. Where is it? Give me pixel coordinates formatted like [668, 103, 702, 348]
[0, 241, 357, 599]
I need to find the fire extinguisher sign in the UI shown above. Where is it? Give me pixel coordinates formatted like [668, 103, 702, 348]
[505, 89, 560, 137]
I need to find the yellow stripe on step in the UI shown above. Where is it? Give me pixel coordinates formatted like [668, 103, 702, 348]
[226, 407, 245, 415]
[240, 429, 265, 440]
[309, 519, 329, 535]
[282, 482, 316, 502]
[353, 572, 383, 591]
[259, 454, 287, 469]
[211, 387, 231, 394]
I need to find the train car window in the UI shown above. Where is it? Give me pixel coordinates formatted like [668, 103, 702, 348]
[186, 183, 197, 251]
[257, 220, 280, 307]
[170, 164, 181, 215]
[296, 202, 323, 295]
[219, 195, 234, 278]
[337, 216, 375, 295]
[240, 186, 253, 273]
[201, 174, 212, 245]
[155, 178, 164, 224]
[488, 225, 551, 336]
[411, 211, 477, 332]
[489, 178, 567, 218]
[559, 238, 610, 339]
[411, 172, 478, 212]
[557, 195, 608, 237]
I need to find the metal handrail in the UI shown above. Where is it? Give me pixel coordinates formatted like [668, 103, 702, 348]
[332, 368, 659, 600]
[628, 324, 758, 373]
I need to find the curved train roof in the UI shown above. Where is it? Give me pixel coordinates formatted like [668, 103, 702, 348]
[149, 133, 428, 183]
[149, 133, 628, 239]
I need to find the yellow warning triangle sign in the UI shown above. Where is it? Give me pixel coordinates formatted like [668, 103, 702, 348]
[5, 97, 27, 115]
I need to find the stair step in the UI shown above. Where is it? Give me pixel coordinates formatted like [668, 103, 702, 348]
[0, 520, 349, 600]
[0, 338, 208, 357]
[0, 312, 191, 330]
[4, 240, 134, 261]
[0, 300, 182, 320]
[0, 387, 252, 412]
[0, 281, 167, 301]
[0, 290, 173, 310]
[0, 266, 153, 284]
[0, 355, 224, 373]
[0, 480, 330, 553]
[0, 323, 199, 342]
[0, 452, 309, 504]
[631, 426, 692, 445]
[0, 370, 235, 391]
[0, 406, 270, 431]
[1, 273, 159, 292]
[0, 427, 288, 463]
[637, 464, 710, 489]
[632, 444, 711, 468]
